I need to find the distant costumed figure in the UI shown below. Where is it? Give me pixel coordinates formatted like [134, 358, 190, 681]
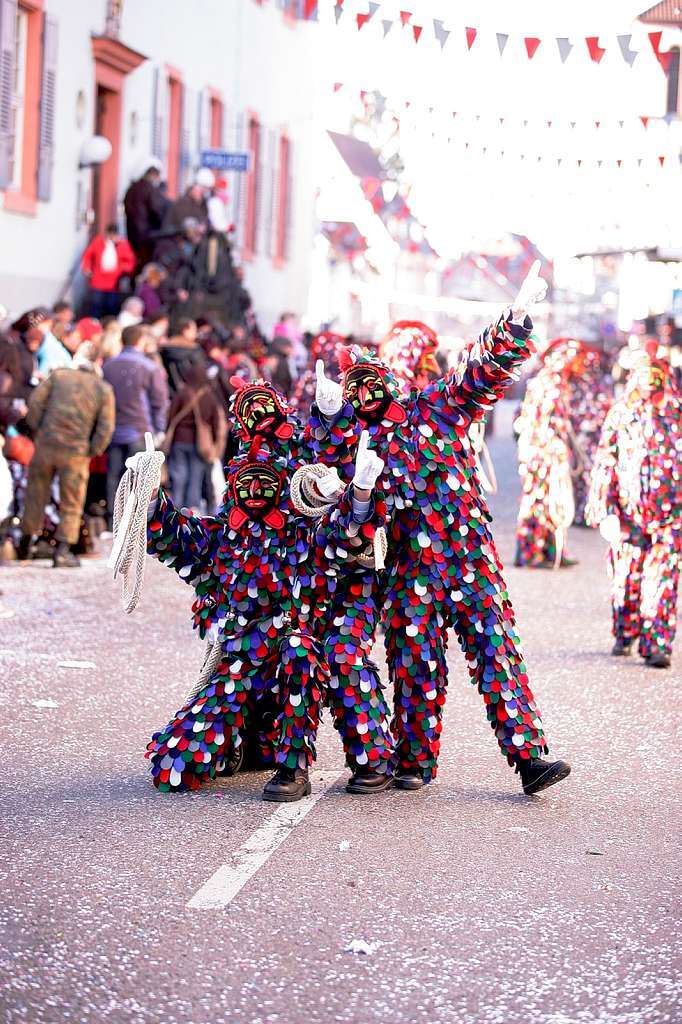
[514, 338, 581, 568]
[309, 265, 571, 795]
[290, 332, 345, 420]
[586, 347, 681, 669]
[567, 346, 613, 526]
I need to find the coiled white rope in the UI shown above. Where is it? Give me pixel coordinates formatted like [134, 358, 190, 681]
[108, 432, 165, 613]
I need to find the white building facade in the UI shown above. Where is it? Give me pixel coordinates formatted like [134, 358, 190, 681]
[0, 0, 322, 331]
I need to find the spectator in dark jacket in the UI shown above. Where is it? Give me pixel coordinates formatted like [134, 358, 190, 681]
[162, 169, 214, 234]
[18, 341, 115, 567]
[154, 217, 204, 314]
[165, 363, 227, 511]
[262, 336, 294, 397]
[123, 160, 165, 272]
[81, 224, 136, 319]
[160, 317, 205, 395]
[103, 324, 169, 526]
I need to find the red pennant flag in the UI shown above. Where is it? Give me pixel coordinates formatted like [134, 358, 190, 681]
[465, 27, 477, 50]
[586, 36, 606, 63]
[577, 159, 583, 167]
[413, 24, 422, 43]
[640, 115, 649, 128]
[648, 31, 662, 54]
[360, 90, 368, 102]
[524, 37, 541, 59]
[400, 10, 412, 26]
[499, 117, 505, 125]
[595, 121, 601, 129]
[617, 159, 622, 168]
[333, 82, 343, 92]
[658, 155, 665, 167]
[303, 0, 318, 17]
[356, 12, 369, 30]
[658, 50, 672, 73]
[547, 120, 552, 128]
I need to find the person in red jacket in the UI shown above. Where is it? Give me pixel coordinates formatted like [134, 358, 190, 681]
[81, 224, 136, 320]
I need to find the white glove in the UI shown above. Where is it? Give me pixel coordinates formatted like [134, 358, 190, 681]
[512, 259, 548, 321]
[315, 359, 343, 418]
[316, 466, 344, 499]
[352, 430, 384, 492]
[599, 514, 621, 545]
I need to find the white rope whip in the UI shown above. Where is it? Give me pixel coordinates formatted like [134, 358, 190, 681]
[108, 432, 165, 613]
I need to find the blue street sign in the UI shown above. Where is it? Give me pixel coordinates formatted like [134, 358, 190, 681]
[200, 149, 250, 172]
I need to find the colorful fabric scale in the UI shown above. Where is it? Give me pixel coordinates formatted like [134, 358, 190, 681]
[587, 358, 681, 658]
[145, 449, 388, 791]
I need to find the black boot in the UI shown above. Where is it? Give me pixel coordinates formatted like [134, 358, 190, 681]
[645, 651, 671, 669]
[16, 534, 35, 561]
[346, 769, 394, 795]
[612, 638, 633, 656]
[394, 768, 426, 791]
[518, 757, 571, 795]
[220, 740, 245, 777]
[53, 542, 80, 568]
[262, 766, 311, 803]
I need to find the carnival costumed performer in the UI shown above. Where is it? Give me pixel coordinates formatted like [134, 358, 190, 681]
[131, 426, 392, 800]
[234, 373, 396, 793]
[514, 338, 580, 568]
[586, 348, 681, 669]
[379, 320, 441, 393]
[312, 263, 571, 795]
[567, 345, 613, 527]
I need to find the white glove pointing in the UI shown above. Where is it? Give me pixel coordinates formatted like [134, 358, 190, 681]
[512, 259, 548, 321]
[316, 466, 344, 499]
[315, 359, 344, 418]
[352, 430, 384, 492]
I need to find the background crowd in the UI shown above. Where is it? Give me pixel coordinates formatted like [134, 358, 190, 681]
[0, 160, 329, 567]
[0, 159, 679, 571]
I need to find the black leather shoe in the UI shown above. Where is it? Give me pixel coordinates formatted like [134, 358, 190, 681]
[518, 757, 571, 795]
[645, 652, 671, 669]
[612, 638, 633, 656]
[346, 770, 394, 794]
[394, 769, 426, 791]
[263, 767, 311, 803]
[221, 741, 245, 777]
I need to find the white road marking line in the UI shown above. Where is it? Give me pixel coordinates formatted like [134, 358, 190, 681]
[186, 770, 343, 910]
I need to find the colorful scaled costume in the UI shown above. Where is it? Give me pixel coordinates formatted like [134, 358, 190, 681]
[514, 338, 580, 567]
[310, 313, 563, 791]
[567, 347, 613, 526]
[231, 377, 395, 785]
[587, 354, 681, 667]
[145, 446, 390, 792]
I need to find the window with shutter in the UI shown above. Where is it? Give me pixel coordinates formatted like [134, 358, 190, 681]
[166, 69, 182, 197]
[209, 92, 222, 148]
[275, 133, 291, 264]
[36, 12, 57, 201]
[0, 0, 18, 189]
[233, 111, 246, 249]
[243, 113, 261, 259]
[151, 66, 166, 163]
[180, 83, 193, 190]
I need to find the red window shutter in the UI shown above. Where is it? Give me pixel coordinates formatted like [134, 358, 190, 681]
[37, 14, 58, 201]
[275, 134, 291, 263]
[244, 115, 261, 257]
[0, 0, 18, 189]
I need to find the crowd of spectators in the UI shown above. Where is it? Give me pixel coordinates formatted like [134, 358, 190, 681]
[0, 159, 319, 568]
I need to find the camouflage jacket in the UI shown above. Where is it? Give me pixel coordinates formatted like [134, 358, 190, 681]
[26, 366, 115, 457]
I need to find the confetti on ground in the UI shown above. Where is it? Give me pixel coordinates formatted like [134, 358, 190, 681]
[339, 840, 351, 851]
[586, 850, 605, 856]
[344, 940, 378, 955]
[31, 699, 59, 709]
[58, 660, 97, 670]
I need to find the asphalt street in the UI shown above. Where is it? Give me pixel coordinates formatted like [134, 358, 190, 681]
[1, 408, 679, 1024]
